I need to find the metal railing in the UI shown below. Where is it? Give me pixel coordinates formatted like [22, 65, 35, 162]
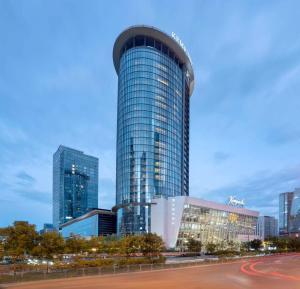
[0, 258, 237, 284]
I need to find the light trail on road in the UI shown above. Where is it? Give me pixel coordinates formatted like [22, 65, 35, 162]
[3, 254, 300, 289]
[239, 254, 300, 282]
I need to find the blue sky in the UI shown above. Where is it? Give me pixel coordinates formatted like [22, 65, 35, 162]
[1, 0, 300, 229]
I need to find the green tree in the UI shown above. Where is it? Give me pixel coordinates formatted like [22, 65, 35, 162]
[105, 239, 121, 255]
[0, 227, 9, 238]
[0, 242, 4, 260]
[86, 236, 100, 254]
[32, 231, 65, 272]
[187, 238, 202, 253]
[4, 222, 38, 260]
[140, 233, 164, 259]
[205, 242, 217, 254]
[2, 222, 38, 272]
[287, 238, 300, 252]
[120, 235, 141, 256]
[64, 235, 87, 254]
[241, 241, 251, 252]
[249, 239, 262, 251]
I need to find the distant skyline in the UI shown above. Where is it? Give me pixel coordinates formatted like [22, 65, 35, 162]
[1, 0, 300, 229]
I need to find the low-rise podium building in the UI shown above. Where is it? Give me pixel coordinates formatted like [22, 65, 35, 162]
[60, 209, 116, 238]
[151, 196, 259, 249]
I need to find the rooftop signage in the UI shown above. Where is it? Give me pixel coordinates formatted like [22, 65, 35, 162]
[227, 196, 245, 208]
[171, 32, 192, 65]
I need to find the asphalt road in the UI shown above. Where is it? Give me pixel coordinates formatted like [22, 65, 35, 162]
[3, 254, 300, 289]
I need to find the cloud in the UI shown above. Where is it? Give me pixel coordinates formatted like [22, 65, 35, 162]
[0, 120, 28, 144]
[0, 168, 50, 205]
[213, 151, 230, 164]
[265, 127, 300, 146]
[201, 165, 300, 216]
[1, 0, 300, 228]
[14, 188, 51, 204]
[16, 171, 36, 184]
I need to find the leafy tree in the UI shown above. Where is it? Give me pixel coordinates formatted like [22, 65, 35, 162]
[105, 239, 121, 255]
[0, 242, 4, 260]
[32, 232, 64, 272]
[0, 227, 9, 238]
[249, 239, 262, 251]
[86, 236, 100, 254]
[4, 222, 38, 260]
[140, 233, 164, 259]
[240, 241, 251, 252]
[288, 238, 300, 251]
[187, 238, 202, 252]
[120, 235, 141, 256]
[227, 240, 239, 251]
[205, 242, 217, 254]
[64, 235, 87, 254]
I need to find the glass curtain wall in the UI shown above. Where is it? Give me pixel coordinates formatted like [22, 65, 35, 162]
[177, 204, 258, 250]
[116, 35, 189, 234]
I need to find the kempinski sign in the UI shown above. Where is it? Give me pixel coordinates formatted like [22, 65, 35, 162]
[171, 32, 193, 65]
[227, 196, 245, 208]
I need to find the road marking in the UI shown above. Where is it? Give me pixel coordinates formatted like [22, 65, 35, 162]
[240, 257, 300, 282]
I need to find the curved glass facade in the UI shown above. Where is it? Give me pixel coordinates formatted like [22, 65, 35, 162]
[114, 31, 193, 235]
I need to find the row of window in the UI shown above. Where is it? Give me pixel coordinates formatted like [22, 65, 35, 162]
[119, 80, 183, 100]
[120, 43, 184, 71]
[117, 149, 183, 162]
[119, 66, 182, 88]
[118, 104, 182, 119]
[118, 90, 183, 106]
[117, 107, 182, 129]
[117, 111, 183, 130]
[119, 68, 183, 91]
[119, 83, 183, 103]
[118, 124, 182, 138]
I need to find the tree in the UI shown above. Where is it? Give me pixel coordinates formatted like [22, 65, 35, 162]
[249, 239, 262, 251]
[205, 242, 217, 254]
[241, 241, 251, 252]
[2, 222, 38, 273]
[64, 235, 87, 254]
[288, 238, 300, 252]
[105, 239, 121, 255]
[86, 236, 100, 254]
[4, 222, 38, 261]
[140, 233, 164, 259]
[32, 232, 65, 272]
[187, 238, 202, 253]
[0, 242, 4, 260]
[227, 240, 237, 251]
[120, 235, 141, 256]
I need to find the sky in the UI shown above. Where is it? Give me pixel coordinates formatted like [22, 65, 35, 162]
[1, 0, 300, 229]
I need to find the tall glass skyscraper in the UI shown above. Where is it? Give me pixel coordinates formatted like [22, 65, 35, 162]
[113, 26, 194, 235]
[290, 188, 300, 235]
[279, 191, 294, 235]
[53, 145, 98, 229]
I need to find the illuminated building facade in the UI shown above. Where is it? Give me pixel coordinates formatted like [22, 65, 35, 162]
[151, 196, 259, 249]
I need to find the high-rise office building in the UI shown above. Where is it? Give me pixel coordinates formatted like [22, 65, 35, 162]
[279, 191, 294, 235]
[53, 145, 98, 229]
[113, 26, 194, 234]
[39, 223, 56, 234]
[289, 188, 300, 236]
[256, 216, 278, 240]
